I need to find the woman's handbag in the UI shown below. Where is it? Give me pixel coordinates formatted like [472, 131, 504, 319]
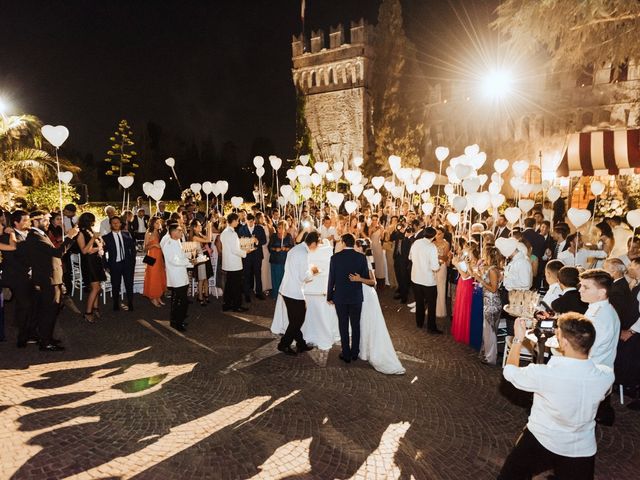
[142, 255, 156, 266]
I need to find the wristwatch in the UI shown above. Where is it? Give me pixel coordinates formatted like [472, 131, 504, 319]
[512, 337, 522, 344]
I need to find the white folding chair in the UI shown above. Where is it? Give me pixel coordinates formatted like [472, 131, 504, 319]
[70, 254, 83, 301]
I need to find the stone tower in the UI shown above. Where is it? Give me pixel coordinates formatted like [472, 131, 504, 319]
[291, 19, 374, 165]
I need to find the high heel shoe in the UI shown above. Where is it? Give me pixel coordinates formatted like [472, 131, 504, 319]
[204, 295, 210, 304]
[83, 312, 95, 323]
[199, 297, 207, 307]
[93, 309, 101, 320]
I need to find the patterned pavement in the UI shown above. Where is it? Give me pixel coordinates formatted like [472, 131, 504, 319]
[0, 291, 638, 479]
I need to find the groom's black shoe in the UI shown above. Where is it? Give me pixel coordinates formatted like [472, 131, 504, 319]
[277, 344, 297, 356]
[338, 354, 351, 364]
[351, 355, 359, 362]
[297, 344, 313, 353]
[428, 328, 444, 335]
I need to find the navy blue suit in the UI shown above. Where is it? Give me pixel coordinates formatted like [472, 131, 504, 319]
[238, 223, 267, 298]
[327, 248, 370, 359]
[102, 230, 137, 308]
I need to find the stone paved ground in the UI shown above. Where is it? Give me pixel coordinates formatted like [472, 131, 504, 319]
[1, 291, 638, 479]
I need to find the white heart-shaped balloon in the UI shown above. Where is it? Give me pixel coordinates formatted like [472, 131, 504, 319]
[406, 183, 417, 194]
[446, 212, 459, 226]
[118, 176, 134, 189]
[519, 184, 533, 196]
[370, 192, 382, 205]
[310, 173, 321, 186]
[391, 186, 404, 199]
[454, 164, 473, 180]
[547, 186, 561, 202]
[444, 184, 455, 196]
[58, 171, 73, 184]
[286, 169, 298, 182]
[371, 176, 385, 190]
[217, 180, 229, 195]
[334, 161, 344, 172]
[153, 179, 166, 190]
[384, 181, 395, 192]
[567, 208, 591, 228]
[277, 196, 287, 207]
[477, 174, 488, 186]
[142, 182, 153, 196]
[280, 185, 293, 198]
[471, 191, 491, 213]
[464, 144, 480, 156]
[41, 125, 69, 148]
[510, 176, 525, 190]
[504, 207, 522, 224]
[345, 170, 362, 185]
[256, 166, 265, 178]
[299, 154, 310, 166]
[253, 156, 264, 168]
[493, 159, 509, 174]
[490, 193, 506, 208]
[314, 161, 329, 176]
[300, 187, 313, 199]
[269, 156, 282, 170]
[452, 195, 467, 212]
[491, 172, 504, 185]
[388, 155, 401, 172]
[627, 209, 640, 228]
[471, 152, 487, 170]
[350, 184, 364, 197]
[344, 200, 358, 214]
[363, 188, 375, 200]
[230, 196, 243, 208]
[149, 185, 164, 201]
[327, 192, 345, 207]
[512, 160, 529, 177]
[190, 183, 202, 194]
[590, 180, 605, 196]
[421, 202, 434, 215]
[298, 175, 312, 187]
[435, 146, 449, 162]
[495, 237, 519, 258]
[462, 177, 480, 194]
[202, 181, 213, 195]
[211, 183, 221, 196]
[352, 156, 364, 168]
[419, 171, 436, 190]
[288, 191, 299, 204]
[488, 182, 501, 195]
[421, 192, 431, 201]
[165, 157, 175, 168]
[518, 199, 535, 213]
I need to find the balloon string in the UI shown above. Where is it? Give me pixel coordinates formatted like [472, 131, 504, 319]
[55, 147, 65, 241]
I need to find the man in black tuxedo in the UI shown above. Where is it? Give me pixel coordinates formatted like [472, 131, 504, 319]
[615, 258, 640, 401]
[131, 208, 149, 241]
[155, 201, 171, 221]
[390, 223, 412, 303]
[102, 216, 137, 311]
[551, 224, 570, 259]
[522, 217, 545, 285]
[603, 258, 637, 327]
[21, 211, 79, 351]
[327, 233, 371, 363]
[551, 266, 588, 314]
[494, 214, 511, 239]
[238, 213, 267, 301]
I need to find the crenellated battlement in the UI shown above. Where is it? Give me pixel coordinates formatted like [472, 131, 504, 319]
[291, 19, 373, 57]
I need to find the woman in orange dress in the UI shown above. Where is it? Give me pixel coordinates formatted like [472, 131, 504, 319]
[143, 217, 166, 307]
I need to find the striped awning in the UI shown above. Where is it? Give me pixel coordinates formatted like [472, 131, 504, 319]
[557, 129, 640, 176]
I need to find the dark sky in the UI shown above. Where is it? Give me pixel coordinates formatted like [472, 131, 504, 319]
[0, 0, 498, 164]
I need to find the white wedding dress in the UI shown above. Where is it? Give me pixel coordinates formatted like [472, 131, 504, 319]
[271, 244, 405, 375]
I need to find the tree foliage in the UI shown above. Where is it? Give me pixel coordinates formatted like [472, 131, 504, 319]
[25, 181, 79, 210]
[104, 119, 139, 178]
[369, 0, 424, 177]
[492, 0, 640, 70]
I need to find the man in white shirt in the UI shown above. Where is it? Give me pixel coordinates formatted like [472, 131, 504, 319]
[503, 242, 533, 335]
[161, 224, 193, 332]
[278, 232, 320, 355]
[542, 260, 564, 307]
[408, 227, 442, 333]
[579, 269, 620, 426]
[499, 314, 614, 479]
[220, 212, 250, 312]
[99, 205, 117, 237]
[62, 203, 78, 235]
[318, 216, 338, 244]
[557, 233, 607, 269]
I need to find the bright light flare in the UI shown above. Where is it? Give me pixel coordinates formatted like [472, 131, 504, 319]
[481, 70, 514, 100]
[0, 97, 10, 114]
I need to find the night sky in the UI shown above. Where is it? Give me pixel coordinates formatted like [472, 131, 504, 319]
[0, 0, 497, 173]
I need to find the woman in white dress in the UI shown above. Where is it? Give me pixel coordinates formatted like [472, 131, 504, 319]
[256, 212, 273, 294]
[352, 239, 405, 375]
[369, 215, 386, 288]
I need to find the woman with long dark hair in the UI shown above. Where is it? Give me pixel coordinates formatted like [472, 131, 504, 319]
[76, 212, 106, 322]
[143, 216, 167, 307]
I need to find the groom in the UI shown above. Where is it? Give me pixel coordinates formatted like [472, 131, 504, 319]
[327, 233, 371, 363]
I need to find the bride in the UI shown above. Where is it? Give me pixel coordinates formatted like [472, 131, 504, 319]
[351, 238, 405, 375]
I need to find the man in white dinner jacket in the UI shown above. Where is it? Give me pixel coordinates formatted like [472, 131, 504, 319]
[220, 212, 251, 312]
[161, 223, 194, 332]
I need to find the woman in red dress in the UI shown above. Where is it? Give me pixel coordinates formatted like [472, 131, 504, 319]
[143, 217, 167, 307]
[450, 241, 480, 345]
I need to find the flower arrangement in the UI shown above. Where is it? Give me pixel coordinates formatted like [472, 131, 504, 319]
[597, 196, 627, 218]
[181, 188, 201, 203]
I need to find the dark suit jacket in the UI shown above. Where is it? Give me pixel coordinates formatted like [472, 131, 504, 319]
[101, 230, 137, 272]
[131, 215, 149, 235]
[522, 228, 545, 259]
[237, 223, 267, 260]
[22, 229, 75, 287]
[327, 248, 370, 304]
[495, 226, 511, 239]
[610, 278, 639, 330]
[551, 289, 588, 315]
[390, 230, 411, 261]
[156, 211, 171, 221]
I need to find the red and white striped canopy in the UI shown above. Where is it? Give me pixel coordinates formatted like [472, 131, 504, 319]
[557, 129, 640, 176]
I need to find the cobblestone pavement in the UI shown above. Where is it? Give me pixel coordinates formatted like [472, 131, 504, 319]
[1, 291, 638, 479]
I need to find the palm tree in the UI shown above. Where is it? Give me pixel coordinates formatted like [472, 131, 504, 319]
[0, 114, 76, 206]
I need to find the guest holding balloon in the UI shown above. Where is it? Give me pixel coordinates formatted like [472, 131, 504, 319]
[269, 220, 294, 299]
[143, 216, 167, 307]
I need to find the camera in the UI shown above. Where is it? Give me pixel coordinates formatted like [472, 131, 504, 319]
[302, 220, 311, 229]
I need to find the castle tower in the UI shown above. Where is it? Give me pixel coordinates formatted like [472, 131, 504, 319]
[292, 19, 374, 166]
